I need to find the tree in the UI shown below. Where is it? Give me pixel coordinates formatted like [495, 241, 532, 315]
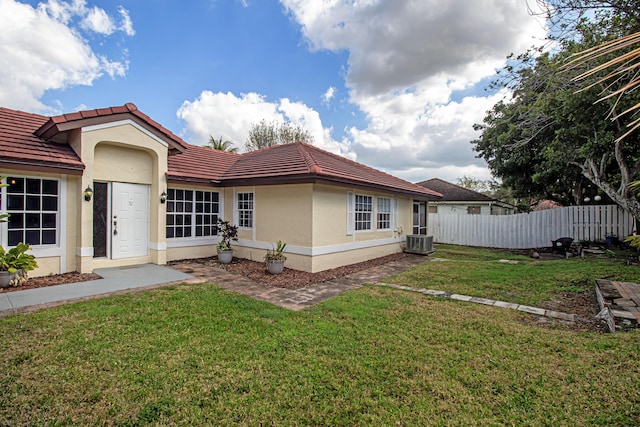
[473, 3, 640, 222]
[206, 135, 238, 153]
[245, 119, 314, 152]
[456, 176, 496, 195]
[566, 30, 640, 244]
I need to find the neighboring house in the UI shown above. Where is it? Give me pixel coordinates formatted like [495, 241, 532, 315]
[0, 103, 442, 276]
[416, 178, 515, 216]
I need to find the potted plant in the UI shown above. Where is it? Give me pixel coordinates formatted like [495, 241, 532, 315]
[264, 240, 287, 274]
[0, 243, 38, 288]
[216, 219, 238, 264]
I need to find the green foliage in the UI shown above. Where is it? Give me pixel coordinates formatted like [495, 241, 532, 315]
[206, 135, 238, 153]
[264, 240, 287, 261]
[216, 219, 238, 252]
[245, 119, 314, 151]
[0, 243, 38, 274]
[386, 244, 637, 307]
[473, 2, 640, 217]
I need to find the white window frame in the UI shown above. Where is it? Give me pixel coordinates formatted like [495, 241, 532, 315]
[166, 188, 222, 240]
[377, 197, 392, 230]
[353, 193, 373, 232]
[235, 192, 254, 229]
[1, 175, 61, 248]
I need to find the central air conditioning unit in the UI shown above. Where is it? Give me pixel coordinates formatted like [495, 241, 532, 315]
[405, 235, 434, 255]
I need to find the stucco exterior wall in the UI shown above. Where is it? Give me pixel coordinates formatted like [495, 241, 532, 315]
[311, 242, 402, 273]
[167, 244, 218, 262]
[308, 184, 409, 272]
[76, 121, 169, 272]
[165, 182, 412, 273]
[222, 184, 313, 271]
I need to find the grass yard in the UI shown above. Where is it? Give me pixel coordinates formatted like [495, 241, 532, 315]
[386, 244, 640, 307]
[1, 245, 639, 425]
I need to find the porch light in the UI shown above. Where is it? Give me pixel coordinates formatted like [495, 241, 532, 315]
[160, 191, 168, 204]
[84, 185, 93, 202]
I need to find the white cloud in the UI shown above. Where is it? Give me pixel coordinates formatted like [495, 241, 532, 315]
[282, 0, 546, 97]
[118, 6, 135, 36]
[0, 0, 134, 112]
[177, 91, 348, 155]
[81, 6, 114, 34]
[321, 86, 335, 106]
[275, 0, 547, 182]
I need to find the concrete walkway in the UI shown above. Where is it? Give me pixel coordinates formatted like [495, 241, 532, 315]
[0, 264, 194, 316]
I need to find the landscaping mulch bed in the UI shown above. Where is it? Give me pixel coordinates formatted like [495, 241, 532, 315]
[171, 253, 410, 290]
[0, 272, 102, 294]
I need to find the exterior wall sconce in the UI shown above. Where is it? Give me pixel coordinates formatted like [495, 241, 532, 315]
[84, 185, 93, 202]
[160, 191, 168, 204]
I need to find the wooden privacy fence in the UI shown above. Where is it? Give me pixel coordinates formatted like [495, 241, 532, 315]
[428, 205, 635, 249]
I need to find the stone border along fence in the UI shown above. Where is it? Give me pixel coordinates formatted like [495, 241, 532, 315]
[428, 205, 634, 249]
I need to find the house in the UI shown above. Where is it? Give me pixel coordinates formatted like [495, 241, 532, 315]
[0, 103, 442, 276]
[416, 178, 515, 215]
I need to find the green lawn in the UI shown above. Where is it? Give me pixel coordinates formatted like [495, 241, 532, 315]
[1, 247, 639, 425]
[385, 244, 640, 307]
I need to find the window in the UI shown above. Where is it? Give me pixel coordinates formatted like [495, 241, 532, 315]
[467, 206, 481, 215]
[166, 189, 220, 239]
[237, 192, 254, 228]
[377, 197, 391, 230]
[5, 177, 59, 246]
[355, 194, 373, 231]
[413, 201, 427, 235]
[428, 205, 438, 214]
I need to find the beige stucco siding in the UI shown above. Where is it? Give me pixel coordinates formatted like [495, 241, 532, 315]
[222, 183, 413, 273]
[312, 184, 408, 246]
[75, 121, 169, 272]
[254, 184, 313, 246]
[311, 185, 350, 247]
[94, 144, 153, 184]
[65, 175, 80, 274]
[167, 244, 218, 262]
[311, 242, 402, 273]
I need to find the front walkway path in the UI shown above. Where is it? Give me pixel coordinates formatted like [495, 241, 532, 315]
[0, 264, 194, 317]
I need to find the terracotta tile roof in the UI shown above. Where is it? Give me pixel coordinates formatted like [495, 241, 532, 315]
[0, 107, 84, 174]
[223, 142, 442, 199]
[167, 145, 240, 184]
[417, 178, 495, 202]
[35, 103, 189, 151]
[1, 103, 442, 199]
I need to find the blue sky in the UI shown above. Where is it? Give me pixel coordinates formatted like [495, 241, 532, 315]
[0, 0, 548, 183]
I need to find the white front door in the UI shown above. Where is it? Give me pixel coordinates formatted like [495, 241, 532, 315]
[111, 182, 149, 259]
